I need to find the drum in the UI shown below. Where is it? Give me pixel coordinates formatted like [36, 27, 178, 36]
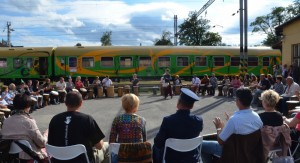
[88, 88, 94, 99]
[97, 87, 103, 98]
[286, 101, 300, 111]
[72, 89, 79, 92]
[0, 108, 11, 118]
[50, 91, 59, 96]
[190, 85, 196, 93]
[124, 85, 130, 94]
[43, 94, 50, 106]
[118, 87, 123, 97]
[58, 90, 66, 103]
[107, 86, 114, 98]
[0, 111, 4, 125]
[30, 96, 38, 106]
[80, 88, 88, 99]
[175, 85, 181, 95]
[133, 86, 139, 96]
[218, 85, 224, 96]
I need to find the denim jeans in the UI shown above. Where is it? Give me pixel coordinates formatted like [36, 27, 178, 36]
[201, 140, 222, 163]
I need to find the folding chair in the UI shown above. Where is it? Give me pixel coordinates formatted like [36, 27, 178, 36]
[9, 140, 38, 163]
[109, 142, 152, 163]
[162, 136, 203, 163]
[291, 137, 300, 162]
[45, 144, 90, 163]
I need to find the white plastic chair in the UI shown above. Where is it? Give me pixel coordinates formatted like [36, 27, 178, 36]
[163, 136, 203, 163]
[9, 140, 38, 163]
[45, 144, 90, 163]
[109, 143, 120, 163]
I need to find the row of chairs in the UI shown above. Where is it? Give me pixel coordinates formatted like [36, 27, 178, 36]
[6, 135, 300, 163]
[4, 137, 203, 163]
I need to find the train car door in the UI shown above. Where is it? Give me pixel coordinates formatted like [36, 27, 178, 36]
[138, 56, 152, 77]
[39, 57, 48, 76]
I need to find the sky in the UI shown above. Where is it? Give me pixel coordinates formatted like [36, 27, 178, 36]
[0, 0, 295, 47]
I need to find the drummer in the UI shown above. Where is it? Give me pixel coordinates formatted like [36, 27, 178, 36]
[43, 78, 59, 105]
[191, 74, 200, 94]
[26, 80, 43, 110]
[102, 75, 113, 98]
[75, 76, 85, 90]
[32, 80, 44, 109]
[92, 76, 102, 98]
[173, 75, 182, 93]
[56, 77, 67, 102]
[200, 74, 210, 95]
[1, 85, 14, 105]
[66, 77, 75, 93]
[278, 76, 300, 116]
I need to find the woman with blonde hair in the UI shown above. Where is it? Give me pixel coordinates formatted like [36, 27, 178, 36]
[259, 90, 283, 126]
[109, 93, 146, 143]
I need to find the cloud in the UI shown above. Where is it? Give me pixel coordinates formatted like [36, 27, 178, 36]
[0, 0, 295, 47]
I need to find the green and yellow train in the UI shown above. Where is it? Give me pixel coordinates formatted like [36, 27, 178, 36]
[0, 46, 281, 84]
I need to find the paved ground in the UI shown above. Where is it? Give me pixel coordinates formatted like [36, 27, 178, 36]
[31, 91, 260, 144]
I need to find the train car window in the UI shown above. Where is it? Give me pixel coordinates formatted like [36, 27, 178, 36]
[213, 57, 224, 66]
[13, 58, 23, 68]
[248, 57, 258, 66]
[60, 58, 65, 66]
[120, 57, 132, 67]
[195, 57, 206, 66]
[158, 57, 170, 67]
[177, 57, 189, 66]
[139, 57, 151, 67]
[231, 57, 240, 66]
[262, 57, 269, 66]
[26, 58, 33, 68]
[0, 58, 7, 68]
[69, 57, 77, 68]
[82, 57, 94, 68]
[101, 57, 113, 67]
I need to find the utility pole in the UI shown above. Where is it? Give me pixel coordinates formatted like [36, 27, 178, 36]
[6, 22, 14, 47]
[174, 15, 178, 46]
[239, 0, 248, 77]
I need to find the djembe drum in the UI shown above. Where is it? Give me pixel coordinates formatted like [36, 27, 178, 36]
[124, 85, 130, 94]
[287, 101, 300, 112]
[175, 85, 181, 95]
[0, 108, 11, 118]
[80, 88, 88, 99]
[0, 111, 4, 127]
[133, 86, 139, 96]
[50, 91, 59, 104]
[43, 94, 50, 106]
[58, 90, 66, 103]
[72, 89, 79, 92]
[218, 85, 224, 96]
[107, 86, 114, 98]
[88, 88, 94, 99]
[30, 96, 38, 106]
[97, 86, 103, 98]
[118, 87, 123, 97]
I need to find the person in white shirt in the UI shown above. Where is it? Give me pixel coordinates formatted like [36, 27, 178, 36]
[56, 77, 66, 92]
[102, 76, 113, 97]
[191, 74, 201, 94]
[56, 77, 67, 103]
[279, 76, 300, 116]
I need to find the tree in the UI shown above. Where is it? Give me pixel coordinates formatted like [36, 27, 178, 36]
[100, 31, 112, 46]
[154, 31, 173, 46]
[250, 1, 300, 46]
[178, 11, 222, 46]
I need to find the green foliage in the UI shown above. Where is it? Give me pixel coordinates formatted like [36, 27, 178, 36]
[250, 1, 300, 46]
[178, 11, 222, 46]
[154, 31, 173, 46]
[100, 31, 112, 46]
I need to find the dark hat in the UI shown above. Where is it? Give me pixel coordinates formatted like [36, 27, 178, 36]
[180, 88, 199, 103]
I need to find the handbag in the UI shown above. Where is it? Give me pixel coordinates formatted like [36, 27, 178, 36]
[272, 156, 294, 163]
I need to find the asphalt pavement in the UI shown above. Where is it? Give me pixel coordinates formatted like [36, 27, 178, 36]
[31, 91, 245, 144]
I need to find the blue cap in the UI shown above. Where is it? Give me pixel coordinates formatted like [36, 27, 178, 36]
[180, 88, 199, 103]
